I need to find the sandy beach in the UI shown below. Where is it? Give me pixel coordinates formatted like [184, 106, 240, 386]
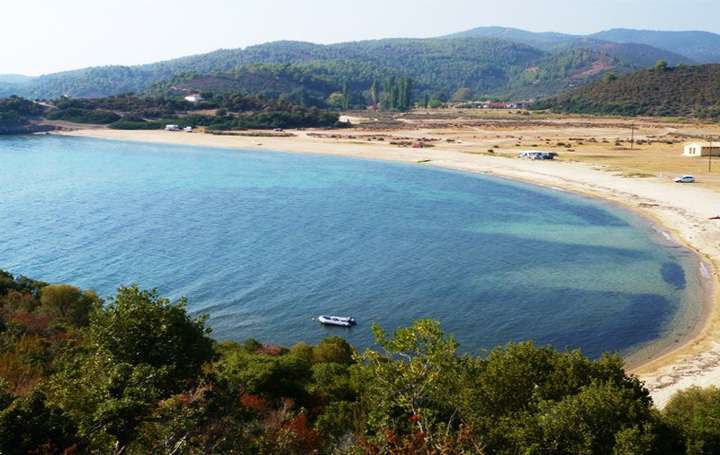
[55, 123, 720, 408]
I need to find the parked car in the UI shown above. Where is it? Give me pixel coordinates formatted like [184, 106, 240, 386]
[674, 175, 696, 183]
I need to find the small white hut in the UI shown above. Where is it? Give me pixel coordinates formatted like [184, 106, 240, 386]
[683, 142, 720, 157]
[184, 94, 203, 103]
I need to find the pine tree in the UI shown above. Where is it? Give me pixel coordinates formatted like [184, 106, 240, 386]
[381, 77, 393, 110]
[370, 80, 378, 107]
[398, 78, 407, 110]
[401, 78, 412, 110]
[341, 81, 350, 110]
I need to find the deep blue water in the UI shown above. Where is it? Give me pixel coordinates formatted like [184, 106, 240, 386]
[0, 136, 701, 358]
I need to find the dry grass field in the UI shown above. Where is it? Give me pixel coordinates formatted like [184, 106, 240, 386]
[345, 109, 720, 190]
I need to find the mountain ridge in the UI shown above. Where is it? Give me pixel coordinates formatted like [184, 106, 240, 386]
[2, 26, 719, 101]
[589, 28, 720, 62]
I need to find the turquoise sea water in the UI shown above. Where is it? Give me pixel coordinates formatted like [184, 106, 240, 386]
[0, 136, 704, 358]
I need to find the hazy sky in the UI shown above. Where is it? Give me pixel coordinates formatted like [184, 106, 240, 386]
[3, 0, 719, 75]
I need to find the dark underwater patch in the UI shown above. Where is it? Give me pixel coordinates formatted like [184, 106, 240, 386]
[661, 262, 686, 290]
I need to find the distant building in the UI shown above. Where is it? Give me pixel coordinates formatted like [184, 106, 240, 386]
[455, 100, 530, 110]
[184, 94, 203, 103]
[165, 124, 180, 131]
[683, 142, 720, 157]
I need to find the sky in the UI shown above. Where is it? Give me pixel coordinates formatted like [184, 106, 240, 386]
[3, 0, 719, 76]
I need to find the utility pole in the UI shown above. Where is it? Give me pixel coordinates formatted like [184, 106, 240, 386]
[709, 136, 713, 173]
[630, 124, 635, 150]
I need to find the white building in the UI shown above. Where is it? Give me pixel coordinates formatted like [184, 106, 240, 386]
[683, 142, 720, 157]
[165, 124, 180, 131]
[184, 94, 203, 103]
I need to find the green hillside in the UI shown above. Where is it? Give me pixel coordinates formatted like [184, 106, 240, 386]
[534, 64, 720, 117]
[0, 96, 52, 134]
[4, 26, 720, 102]
[503, 48, 634, 99]
[591, 28, 720, 63]
[549, 38, 693, 66]
[150, 65, 340, 107]
[0, 35, 690, 102]
[1, 38, 544, 100]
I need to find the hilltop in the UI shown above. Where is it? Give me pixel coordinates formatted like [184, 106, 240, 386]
[590, 28, 720, 63]
[2, 25, 717, 102]
[450, 26, 720, 62]
[534, 64, 720, 117]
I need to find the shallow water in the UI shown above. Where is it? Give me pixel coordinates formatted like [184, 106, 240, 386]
[0, 136, 703, 358]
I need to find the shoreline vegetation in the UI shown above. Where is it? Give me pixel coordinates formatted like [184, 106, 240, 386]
[1, 270, 719, 453]
[52, 117, 720, 411]
[0, 94, 347, 136]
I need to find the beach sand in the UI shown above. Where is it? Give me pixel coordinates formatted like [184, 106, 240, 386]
[55, 124, 720, 408]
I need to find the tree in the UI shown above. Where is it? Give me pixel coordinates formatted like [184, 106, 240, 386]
[656, 60, 669, 71]
[309, 363, 354, 402]
[603, 71, 618, 83]
[537, 382, 655, 454]
[454, 343, 651, 453]
[45, 286, 214, 451]
[428, 98, 444, 109]
[398, 77, 413, 111]
[378, 77, 413, 111]
[326, 92, 345, 108]
[341, 80, 350, 110]
[663, 386, 720, 454]
[0, 389, 77, 454]
[215, 346, 311, 401]
[613, 426, 656, 455]
[47, 356, 173, 451]
[313, 337, 353, 365]
[369, 80, 379, 106]
[39, 284, 98, 327]
[356, 320, 466, 451]
[89, 285, 214, 386]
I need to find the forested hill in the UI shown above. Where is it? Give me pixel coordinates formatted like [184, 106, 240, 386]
[149, 65, 342, 108]
[590, 29, 720, 63]
[0, 34, 698, 101]
[1, 38, 543, 100]
[533, 64, 720, 118]
[146, 38, 542, 103]
[449, 26, 720, 63]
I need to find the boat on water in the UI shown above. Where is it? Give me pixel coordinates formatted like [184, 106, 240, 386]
[318, 315, 357, 327]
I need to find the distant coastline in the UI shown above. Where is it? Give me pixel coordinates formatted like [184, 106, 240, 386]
[52, 126, 720, 408]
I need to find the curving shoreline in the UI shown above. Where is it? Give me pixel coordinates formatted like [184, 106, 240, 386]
[53, 127, 720, 408]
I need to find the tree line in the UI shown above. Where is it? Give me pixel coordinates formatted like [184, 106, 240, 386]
[0, 94, 345, 132]
[1, 269, 719, 454]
